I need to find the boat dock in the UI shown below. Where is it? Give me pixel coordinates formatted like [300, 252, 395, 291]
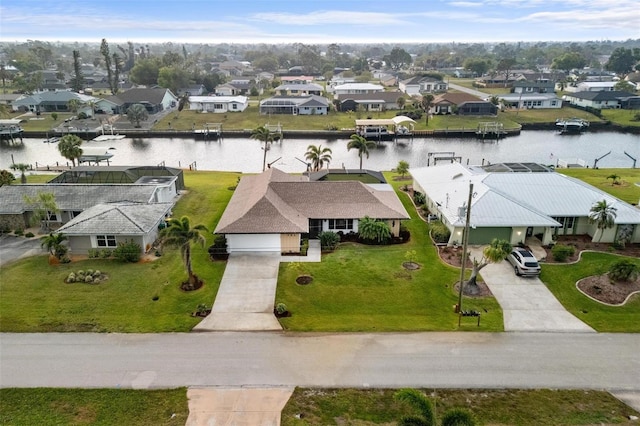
[194, 123, 222, 139]
[556, 117, 589, 133]
[476, 122, 506, 139]
[0, 120, 24, 143]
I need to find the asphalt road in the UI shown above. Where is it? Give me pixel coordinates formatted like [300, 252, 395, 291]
[2, 332, 639, 390]
[0, 234, 44, 267]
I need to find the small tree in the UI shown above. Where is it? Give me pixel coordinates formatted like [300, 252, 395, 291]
[588, 199, 617, 242]
[127, 103, 149, 128]
[159, 216, 208, 290]
[23, 191, 58, 231]
[51, 112, 58, 121]
[113, 239, 142, 263]
[304, 144, 332, 171]
[607, 174, 621, 185]
[421, 94, 435, 125]
[358, 216, 391, 244]
[250, 125, 276, 171]
[40, 232, 68, 260]
[466, 238, 512, 288]
[396, 160, 410, 178]
[10, 163, 30, 184]
[347, 134, 376, 170]
[0, 169, 16, 186]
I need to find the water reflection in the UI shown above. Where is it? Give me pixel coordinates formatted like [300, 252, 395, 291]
[1, 130, 638, 173]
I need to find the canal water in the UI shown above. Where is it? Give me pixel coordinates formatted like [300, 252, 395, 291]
[1, 130, 638, 173]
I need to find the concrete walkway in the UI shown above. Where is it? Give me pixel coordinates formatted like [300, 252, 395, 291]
[186, 387, 294, 426]
[193, 240, 321, 332]
[468, 246, 595, 332]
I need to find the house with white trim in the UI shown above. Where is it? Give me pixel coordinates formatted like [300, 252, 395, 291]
[331, 83, 384, 98]
[214, 168, 410, 253]
[411, 162, 640, 246]
[564, 91, 640, 110]
[188, 96, 249, 113]
[259, 95, 329, 115]
[498, 93, 562, 109]
[399, 76, 448, 96]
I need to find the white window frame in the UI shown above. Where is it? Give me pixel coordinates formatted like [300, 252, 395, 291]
[96, 235, 117, 248]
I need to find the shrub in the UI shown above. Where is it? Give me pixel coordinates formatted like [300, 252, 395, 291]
[319, 231, 340, 251]
[84, 275, 94, 283]
[14, 228, 23, 236]
[609, 259, 640, 282]
[551, 244, 575, 262]
[358, 216, 391, 244]
[113, 240, 141, 263]
[100, 249, 112, 259]
[413, 191, 426, 205]
[196, 303, 209, 315]
[60, 255, 71, 264]
[25, 232, 34, 238]
[430, 221, 451, 244]
[441, 408, 477, 426]
[207, 235, 228, 257]
[93, 270, 101, 277]
[88, 248, 100, 258]
[77, 112, 88, 119]
[275, 303, 288, 315]
[66, 272, 76, 283]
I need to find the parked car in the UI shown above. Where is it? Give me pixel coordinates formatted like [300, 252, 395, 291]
[506, 247, 541, 276]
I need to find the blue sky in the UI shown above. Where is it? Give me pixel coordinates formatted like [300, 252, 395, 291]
[1, 0, 639, 44]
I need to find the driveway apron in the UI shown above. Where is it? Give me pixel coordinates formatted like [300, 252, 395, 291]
[194, 252, 283, 331]
[468, 247, 595, 332]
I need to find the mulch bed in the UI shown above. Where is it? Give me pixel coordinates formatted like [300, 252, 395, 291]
[543, 235, 640, 264]
[577, 274, 640, 305]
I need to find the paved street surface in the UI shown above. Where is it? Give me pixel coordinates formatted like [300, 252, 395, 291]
[2, 332, 639, 390]
[447, 82, 491, 99]
[0, 234, 44, 267]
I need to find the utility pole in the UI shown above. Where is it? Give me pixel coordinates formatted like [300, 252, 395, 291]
[457, 182, 474, 316]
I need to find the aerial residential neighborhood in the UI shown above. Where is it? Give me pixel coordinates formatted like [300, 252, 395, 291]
[1, 1, 640, 424]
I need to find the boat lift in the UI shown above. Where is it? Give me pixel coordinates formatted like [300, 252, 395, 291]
[624, 151, 637, 168]
[427, 151, 461, 166]
[593, 151, 611, 169]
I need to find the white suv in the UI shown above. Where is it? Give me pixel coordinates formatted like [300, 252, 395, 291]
[507, 247, 541, 276]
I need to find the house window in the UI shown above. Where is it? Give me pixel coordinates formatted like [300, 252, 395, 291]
[46, 211, 58, 221]
[328, 219, 353, 230]
[70, 211, 82, 219]
[96, 235, 117, 248]
[214, 103, 223, 110]
[553, 217, 575, 229]
[232, 104, 238, 110]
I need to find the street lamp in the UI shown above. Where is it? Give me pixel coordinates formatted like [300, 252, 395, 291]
[456, 182, 474, 317]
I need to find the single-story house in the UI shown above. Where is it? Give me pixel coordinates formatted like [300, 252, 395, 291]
[564, 91, 640, 110]
[512, 81, 555, 94]
[188, 95, 249, 113]
[474, 73, 523, 88]
[411, 162, 640, 246]
[331, 83, 384, 97]
[259, 95, 329, 115]
[576, 81, 616, 92]
[336, 91, 405, 112]
[274, 83, 324, 96]
[214, 81, 263, 96]
[48, 165, 185, 190]
[399, 76, 448, 96]
[457, 101, 498, 116]
[57, 201, 173, 254]
[12, 91, 97, 113]
[176, 84, 207, 97]
[431, 93, 483, 115]
[0, 184, 170, 231]
[280, 76, 315, 85]
[498, 93, 562, 109]
[106, 88, 178, 114]
[214, 168, 410, 253]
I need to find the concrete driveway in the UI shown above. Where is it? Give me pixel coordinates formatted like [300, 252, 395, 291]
[0, 234, 45, 267]
[468, 247, 595, 333]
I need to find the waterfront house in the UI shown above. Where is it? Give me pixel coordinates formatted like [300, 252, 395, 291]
[457, 101, 498, 116]
[106, 88, 178, 114]
[13, 91, 97, 114]
[431, 93, 484, 115]
[498, 93, 562, 109]
[274, 83, 324, 96]
[214, 168, 410, 253]
[512, 81, 556, 94]
[331, 83, 384, 98]
[280, 76, 315, 85]
[188, 95, 249, 113]
[259, 95, 329, 115]
[336, 91, 405, 112]
[411, 162, 640, 246]
[564, 91, 640, 110]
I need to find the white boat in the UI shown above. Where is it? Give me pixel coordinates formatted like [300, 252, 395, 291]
[556, 118, 589, 133]
[92, 125, 125, 141]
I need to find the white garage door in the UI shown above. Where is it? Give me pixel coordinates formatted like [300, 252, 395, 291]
[226, 234, 281, 252]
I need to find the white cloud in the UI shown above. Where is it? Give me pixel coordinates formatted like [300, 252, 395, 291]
[250, 10, 407, 26]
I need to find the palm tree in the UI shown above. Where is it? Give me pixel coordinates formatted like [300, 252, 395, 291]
[396, 160, 410, 178]
[607, 174, 620, 185]
[126, 103, 149, 128]
[589, 199, 617, 242]
[159, 216, 208, 291]
[57, 134, 83, 167]
[304, 144, 332, 171]
[66, 98, 82, 114]
[466, 238, 512, 288]
[421, 94, 435, 125]
[250, 125, 275, 171]
[10, 163, 30, 184]
[347, 134, 376, 171]
[394, 388, 436, 426]
[40, 233, 68, 260]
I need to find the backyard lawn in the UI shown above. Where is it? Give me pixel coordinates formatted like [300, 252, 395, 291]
[275, 173, 504, 332]
[541, 252, 640, 333]
[501, 106, 603, 124]
[556, 168, 640, 205]
[0, 171, 239, 332]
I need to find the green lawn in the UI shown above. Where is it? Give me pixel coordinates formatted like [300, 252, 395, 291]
[501, 107, 604, 124]
[0, 171, 239, 332]
[17, 112, 78, 132]
[601, 109, 640, 127]
[427, 113, 521, 131]
[541, 252, 640, 332]
[556, 168, 640, 205]
[275, 173, 504, 332]
[0, 388, 188, 425]
[281, 388, 639, 425]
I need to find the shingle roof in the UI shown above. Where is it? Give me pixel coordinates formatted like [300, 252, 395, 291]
[58, 202, 173, 235]
[337, 91, 404, 103]
[107, 88, 174, 105]
[13, 91, 96, 106]
[567, 91, 636, 101]
[433, 92, 482, 105]
[215, 168, 410, 234]
[0, 184, 158, 214]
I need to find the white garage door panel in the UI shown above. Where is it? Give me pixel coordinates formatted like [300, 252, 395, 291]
[227, 234, 281, 252]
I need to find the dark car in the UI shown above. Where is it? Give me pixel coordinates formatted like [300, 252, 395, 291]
[506, 247, 541, 276]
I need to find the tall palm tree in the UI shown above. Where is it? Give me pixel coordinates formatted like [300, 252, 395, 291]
[40, 232, 68, 260]
[10, 163, 30, 184]
[347, 134, 376, 171]
[589, 199, 617, 242]
[250, 125, 275, 171]
[421, 94, 435, 125]
[57, 134, 83, 167]
[159, 216, 208, 291]
[304, 144, 332, 171]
